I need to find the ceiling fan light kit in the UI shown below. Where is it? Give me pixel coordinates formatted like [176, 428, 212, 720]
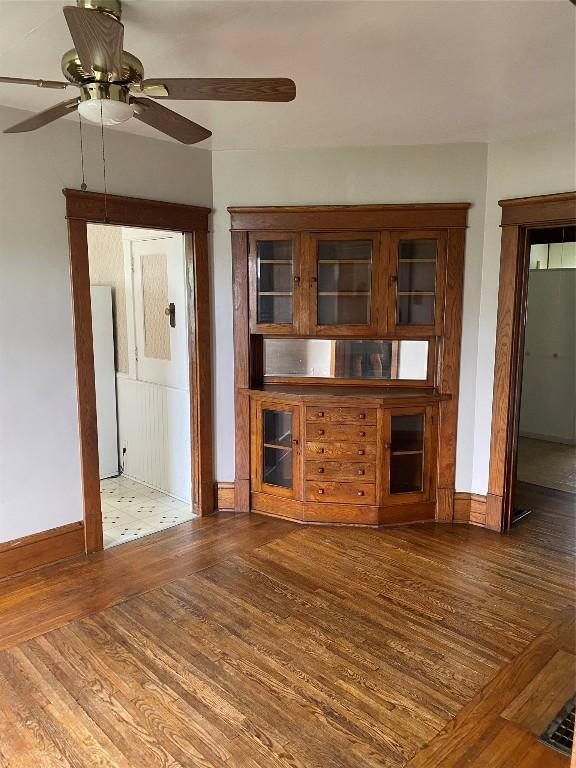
[0, 0, 296, 142]
[78, 82, 133, 125]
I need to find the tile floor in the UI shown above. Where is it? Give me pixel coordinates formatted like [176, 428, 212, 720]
[517, 436, 576, 495]
[101, 475, 193, 548]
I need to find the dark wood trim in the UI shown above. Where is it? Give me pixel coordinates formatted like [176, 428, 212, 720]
[436, 227, 466, 521]
[453, 493, 488, 527]
[232, 230, 251, 513]
[65, 190, 213, 553]
[487, 191, 576, 532]
[0, 522, 85, 580]
[186, 231, 214, 515]
[499, 192, 576, 227]
[229, 203, 471, 232]
[214, 482, 235, 511]
[64, 189, 210, 231]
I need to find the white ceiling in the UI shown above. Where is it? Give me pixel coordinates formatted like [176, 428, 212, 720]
[0, 0, 574, 150]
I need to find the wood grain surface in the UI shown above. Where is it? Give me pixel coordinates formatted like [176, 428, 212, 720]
[0, 484, 573, 766]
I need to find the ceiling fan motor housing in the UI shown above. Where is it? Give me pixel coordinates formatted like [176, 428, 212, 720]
[61, 48, 144, 86]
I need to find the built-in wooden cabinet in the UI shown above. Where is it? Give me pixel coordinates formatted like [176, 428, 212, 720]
[233, 204, 469, 526]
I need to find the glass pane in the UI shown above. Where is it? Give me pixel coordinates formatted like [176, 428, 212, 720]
[256, 240, 293, 324]
[316, 240, 372, 325]
[262, 409, 292, 489]
[396, 239, 437, 326]
[263, 339, 428, 380]
[397, 295, 435, 326]
[390, 413, 424, 494]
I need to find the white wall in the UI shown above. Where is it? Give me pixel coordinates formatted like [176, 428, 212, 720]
[211, 144, 489, 486]
[0, 105, 212, 542]
[471, 128, 576, 493]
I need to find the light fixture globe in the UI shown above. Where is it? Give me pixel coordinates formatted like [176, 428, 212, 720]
[78, 82, 133, 125]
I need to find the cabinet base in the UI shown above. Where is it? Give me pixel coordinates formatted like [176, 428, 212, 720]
[251, 492, 435, 527]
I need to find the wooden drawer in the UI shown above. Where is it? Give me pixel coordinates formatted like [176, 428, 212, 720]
[305, 441, 376, 460]
[306, 481, 376, 504]
[306, 461, 376, 481]
[306, 423, 377, 442]
[305, 406, 377, 425]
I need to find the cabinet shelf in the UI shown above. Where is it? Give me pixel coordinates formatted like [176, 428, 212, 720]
[318, 291, 370, 296]
[259, 260, 292, 264]
[397, 291, 435, 296]
[399, 259, 436, 263]
[263, 442, 292, 451]
[391, 450, 424, 456]
[259, 291, 293, 296]
[318, 259, 371, 264]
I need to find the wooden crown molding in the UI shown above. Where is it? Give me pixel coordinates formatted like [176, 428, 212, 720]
[0, 522, 85, 580]
[499, 191, 576, 227]
[63, 189, 211, 232]
[228, 203, 471, 232]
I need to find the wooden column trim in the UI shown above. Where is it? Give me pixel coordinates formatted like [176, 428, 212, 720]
[67, 217, 103, 552]
[436, 227, 466, 521]
[232, 230, 251, 513]
[187, 230, 214, 516]
[64, 189, 213, 554]
[486, 191, 576, 532]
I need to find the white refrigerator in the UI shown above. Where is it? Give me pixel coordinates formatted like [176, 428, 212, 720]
[90, 285, 119, 479]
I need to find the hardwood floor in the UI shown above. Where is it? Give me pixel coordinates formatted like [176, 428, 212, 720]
[0, 488, 574, 767]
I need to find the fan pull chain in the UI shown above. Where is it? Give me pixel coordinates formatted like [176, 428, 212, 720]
[78, 113, 87, 192]
[100, 102, 109, 224]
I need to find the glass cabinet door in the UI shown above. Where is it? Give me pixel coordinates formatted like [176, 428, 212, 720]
[255, 403, 299, 498]
[249, 233, 299, 333]
[388, 232, 445, 335]
[310, 234, 379, 334]
[384, 408, 432, 503]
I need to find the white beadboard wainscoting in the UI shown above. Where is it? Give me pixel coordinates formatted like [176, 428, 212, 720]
[116, 375, 191, 502]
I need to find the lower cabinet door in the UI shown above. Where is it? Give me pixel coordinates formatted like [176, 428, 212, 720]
[382, 406, 435, 505]
[252, 401, 300, 499]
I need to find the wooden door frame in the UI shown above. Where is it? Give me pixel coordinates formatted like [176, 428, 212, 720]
[64, 189, 213, 553]
[486, 191, 576, 531]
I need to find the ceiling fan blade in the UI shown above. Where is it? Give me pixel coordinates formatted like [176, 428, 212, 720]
[0, 76, 71, 90]
[3, 97, 80, 134]
[131, 97, 212, 145]
[63, 6, 124, 80]
[139, 77, 296, 102]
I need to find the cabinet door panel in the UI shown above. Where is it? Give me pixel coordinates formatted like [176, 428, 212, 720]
[381, 406, 435, 505]
[249, 233, 302, 334]
[251, 400, 300, 499]
[388, 232, 446, 336]
[308, 233, 381, 336]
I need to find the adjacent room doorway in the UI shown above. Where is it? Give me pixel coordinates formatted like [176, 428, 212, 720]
[65, 190, 213, 553]
[89, 224, 193, 547]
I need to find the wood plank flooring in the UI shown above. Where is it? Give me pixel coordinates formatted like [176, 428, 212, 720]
[0, 485, 574, 767]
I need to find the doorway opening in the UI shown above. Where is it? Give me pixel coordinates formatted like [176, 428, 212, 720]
[65, 189, 213, 553]
[512, 225, 576, 522]
[487, 192, 576, 532]
[88, 224, 194, 547]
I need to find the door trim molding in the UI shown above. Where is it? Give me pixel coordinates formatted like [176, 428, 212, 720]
[487, 191, 576, 531]
[64, 189, 213, 553]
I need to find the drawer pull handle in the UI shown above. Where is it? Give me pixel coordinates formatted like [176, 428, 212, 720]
[357, 449, 365, 455]
[317, 448, 324, 454]
[359, 413, 366, 420]
[318, 429, 325, 436]
[357, 469, 365, 476]
[317, 467, 325, 474]
[318, 488, 325, 494]
[292, 439, 299, 446]
[357, 491, 365, 497]
[317, 411, 324, 417]
[359, 431, 365, 437]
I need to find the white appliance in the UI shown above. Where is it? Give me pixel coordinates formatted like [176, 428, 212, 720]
[90, 285, 119, 479]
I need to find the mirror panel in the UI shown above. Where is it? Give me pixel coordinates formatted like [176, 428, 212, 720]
[263, 339, 429, 380]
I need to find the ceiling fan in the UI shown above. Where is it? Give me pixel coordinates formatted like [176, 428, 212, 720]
[1, 0, 296, 144]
